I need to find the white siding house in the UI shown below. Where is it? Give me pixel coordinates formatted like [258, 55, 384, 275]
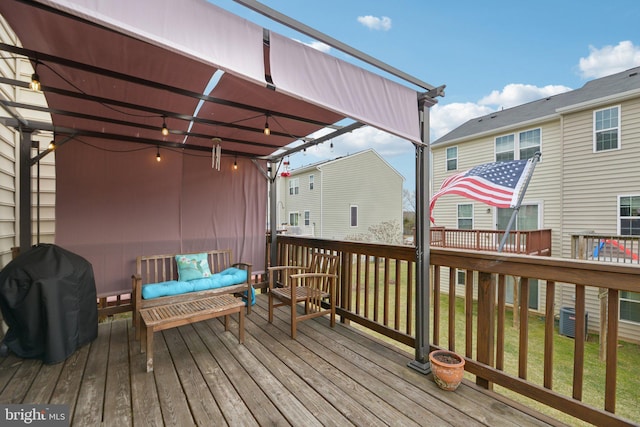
[431, 66, 640, 343]
[275, 149, 404, 242]
[0, 15, 55, 268]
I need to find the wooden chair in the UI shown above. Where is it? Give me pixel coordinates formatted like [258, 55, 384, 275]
[268, 252, 339, 339]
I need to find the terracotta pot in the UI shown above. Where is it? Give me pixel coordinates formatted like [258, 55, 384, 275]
[428, 350, 465, 391]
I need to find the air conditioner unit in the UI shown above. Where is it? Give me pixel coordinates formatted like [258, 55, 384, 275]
[559, 306, 588, 339]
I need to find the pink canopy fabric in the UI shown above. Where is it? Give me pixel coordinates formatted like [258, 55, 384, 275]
[0, 0, 429, 296]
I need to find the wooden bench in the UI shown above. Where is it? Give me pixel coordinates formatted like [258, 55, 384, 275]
[139, 294, 244, 372]
[132, 249, 252, 340]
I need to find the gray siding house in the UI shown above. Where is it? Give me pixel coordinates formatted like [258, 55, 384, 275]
[431, 66, 640, 343]
[275, 149, 404, 242]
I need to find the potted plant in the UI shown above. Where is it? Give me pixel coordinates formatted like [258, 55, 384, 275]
[428, 349, 465, 391]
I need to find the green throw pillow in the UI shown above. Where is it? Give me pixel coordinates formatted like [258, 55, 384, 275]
[175, 253, 212, 281]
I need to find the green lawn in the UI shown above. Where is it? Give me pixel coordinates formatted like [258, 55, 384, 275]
[435, 294, 640, 426]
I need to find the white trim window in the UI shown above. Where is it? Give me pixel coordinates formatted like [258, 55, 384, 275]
[289, 212, 299, 226]
[594, 106, 620, 152]
[350, 205, 358, 227]
[289, 178, 299, 195]
[304, 210, 310, 226]
[309, 174, 314, 190]
[619, 195, 640, 236]
[620, 291, 640, 324]
[457, 203, 473, 229]
[495, 128, 541, 161]
[446, 146, 458, 171]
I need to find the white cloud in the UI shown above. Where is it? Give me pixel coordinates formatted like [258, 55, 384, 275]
[357, 15, 392, 31]
[578, 40, 640, 79]
[430, 102, 494, 140]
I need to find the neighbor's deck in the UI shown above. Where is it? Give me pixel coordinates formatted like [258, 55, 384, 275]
[0, 295, 561, 426]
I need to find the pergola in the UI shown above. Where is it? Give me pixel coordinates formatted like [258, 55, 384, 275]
[0, 0, 443, 372]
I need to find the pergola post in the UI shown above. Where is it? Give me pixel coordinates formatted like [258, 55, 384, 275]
[19, 128, 33, 253]
[268, 161, 278, 268]
[409, 94, 437, 373]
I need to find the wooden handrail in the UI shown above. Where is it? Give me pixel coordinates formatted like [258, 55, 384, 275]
[273, 235, 639, 426]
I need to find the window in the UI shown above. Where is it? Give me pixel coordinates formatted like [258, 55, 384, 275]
[309, 174, 314, 190]
[619, 195, 640, 236]
[288, 178, 299, 195]
[457, 204, 473, 229]
[289, 212, 299, 226]
[495, 128, 540, 161]
[495, 134, 515, 161]
[618, 195, 640, 323]
[304, 210, 310, 226]
[457, 269, 466, 286]
[621, 291, 640, 324]
[350, 205, 358, 227]
[594, 106, 620, 152]
[446, 146, 458, 171]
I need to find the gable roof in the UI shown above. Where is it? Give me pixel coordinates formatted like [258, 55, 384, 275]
[286, 149, 405, 181]
[433, 66, 640, 146]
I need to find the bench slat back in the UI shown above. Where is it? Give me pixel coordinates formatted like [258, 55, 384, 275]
[137, 249, 234, 285]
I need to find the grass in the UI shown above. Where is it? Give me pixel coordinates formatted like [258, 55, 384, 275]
[435, 294, 640, 426]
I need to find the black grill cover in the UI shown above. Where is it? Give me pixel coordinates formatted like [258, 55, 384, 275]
[0, 244, 98, 364]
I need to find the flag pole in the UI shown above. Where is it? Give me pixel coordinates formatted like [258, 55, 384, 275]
[498, 152, 541, 252]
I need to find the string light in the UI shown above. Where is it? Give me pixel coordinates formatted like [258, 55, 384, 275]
[233, 157, 238, 170]
[48, 140, 55, 150]
[30, 62, 41, 91]
[263, 114, 270, 136]
[161, 116, 169, 136]
[156, 146, 161, 162]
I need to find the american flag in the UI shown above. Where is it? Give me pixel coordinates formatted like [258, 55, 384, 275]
[430, 159, 534, 224]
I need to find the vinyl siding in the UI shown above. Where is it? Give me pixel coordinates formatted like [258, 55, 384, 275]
[561, 97, 640, 342]
[277, 150, 403, 242]
[0, 16, 55, 267]
[319, 150, 403, 241]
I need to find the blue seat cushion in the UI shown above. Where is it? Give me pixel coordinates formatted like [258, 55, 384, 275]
[142, 267, 248, 299]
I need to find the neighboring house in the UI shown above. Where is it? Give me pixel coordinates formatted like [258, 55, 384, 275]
[0, 15, 55, 268]
[431, 66, 640, 342]
[275, 149, 404, 242]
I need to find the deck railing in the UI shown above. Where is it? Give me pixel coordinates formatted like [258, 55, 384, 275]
[572, 233, 640, 264]
[431, 227, 552, 255]
[273, 235, 638, 427]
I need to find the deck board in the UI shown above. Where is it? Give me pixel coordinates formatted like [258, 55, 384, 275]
[0, 294, 563, 426]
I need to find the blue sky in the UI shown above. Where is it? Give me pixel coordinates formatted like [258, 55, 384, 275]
[211, 0, 640, 190]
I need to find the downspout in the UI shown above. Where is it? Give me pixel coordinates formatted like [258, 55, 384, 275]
[408, 93, 438, 374]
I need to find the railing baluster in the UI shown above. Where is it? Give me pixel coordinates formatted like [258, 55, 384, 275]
[355, 253, 362, 315]
[519, 277, 529, 380]
[364, 254, 370, 319]
[573, 284, 586, 401]
[465, 270, 473, 358]
[406, 260, 413, 336]
[433, 265, 441, 346]
[605, 288, 619, 413]
[448, 267, 456, 352]
[395, 259, 401, 330]
[544, 280, 555, 389]
[496, 274, 506, 371]
[383, 257, 390, 326]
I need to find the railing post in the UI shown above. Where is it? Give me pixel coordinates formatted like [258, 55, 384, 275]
[476, 271, 495, 389]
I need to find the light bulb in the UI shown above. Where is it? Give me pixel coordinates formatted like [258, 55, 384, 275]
[30, 73, 41, 91]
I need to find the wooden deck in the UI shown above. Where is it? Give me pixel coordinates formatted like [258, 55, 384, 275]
[0, 295, 562, 426]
